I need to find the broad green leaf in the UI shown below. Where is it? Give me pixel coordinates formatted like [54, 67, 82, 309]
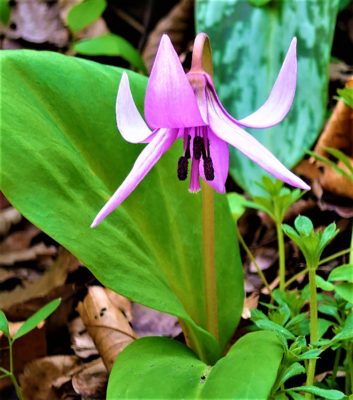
[73, 34, 147, 73]
[287, 392, 307, 400]
[107, 331, 283, 399]
[296, 349, 321, 361]
[13, 298, 61, 341]
[317, 318, 333, 339]
[333, 313, 353, 342]
[0, 0, 10, 24]
[0, 310, 9, 337]
[196, 0, 340, 194]
[67, 0, 106, 33]
[277, 362, 305, 387]
[0, 50, 244, 363]
[334, 283, 353, 304]
[315, 275, 335, 291]
[328, 264, 353, 283]
[253, 319, 296, 339]
[290, 386, 345, 400]
[226, 193, 247, 222]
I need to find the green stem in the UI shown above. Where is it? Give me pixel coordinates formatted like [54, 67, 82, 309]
[345, 342, 353, 394]
[306, 267, 318, 396]
[236, 225, 273, 298]
[284, 267, 309, 289]
[318, 248, 352, 265]
[349, 223, 353, 265]
[276, 222, 286, 291]
[8, 339, 24, 400]
[331, 347, 341, 385]
[202, 183, 219, 342]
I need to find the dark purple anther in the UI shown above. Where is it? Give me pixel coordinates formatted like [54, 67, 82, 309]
[204, 157, 214, 181]
[177, 156, 189, 180]
[193, 136, 204, 160]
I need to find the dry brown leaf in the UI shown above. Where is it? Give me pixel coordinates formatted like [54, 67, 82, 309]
[77, 286, 136, 371]
[320, 158, 353, 198]
[106, 289, 133, 322]
[132, 303, 182, 338]
[69, 317, 98, 359]
[249, 247, 277, 273]
[261, 276, 280, 295]
[0, 225, 40, 253]
[310, 76, 353, 199]
[20, 355, 79, 400]
[0, 242, 57, 266]
[314, 76, 353, 157]
[0, 207, 21, 236]
[6, 1, 69, 47]
[241, 293, 259, 319]
[0, 248, 79, 311]
[71, 358, 107, 398]
[142, 0, 194, 72]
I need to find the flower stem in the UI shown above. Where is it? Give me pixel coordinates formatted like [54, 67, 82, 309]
[306, 267, 318, 395]
[8, 339, 24, 400]
[236, 226, 273, 299]
[276, 222, 286, 291]
[202, 182, 219, 341]
[349, 223, 353, 265]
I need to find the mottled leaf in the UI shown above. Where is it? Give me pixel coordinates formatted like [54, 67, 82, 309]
[196, 0, 339, 194]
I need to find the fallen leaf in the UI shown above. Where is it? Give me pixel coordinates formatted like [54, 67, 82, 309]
[241, 293, 259, 319]
[69, 317, 98, 359]
[0, 242, 57, 266]
[0, 225, 39, 253]
[314, 76, 353, 157]
[20, 355, 79, 400]
[6, 0, 69, 47]
[71, 358, 107, 398]
[132, 303, 182, 338]
[249, 247, 277, 273]
[77, 286, 136, 371]
[142, 0, 194, 71]
[0, 248, 79, 311]
[106, 289, 133, 322]
[0, 207, 21, 236]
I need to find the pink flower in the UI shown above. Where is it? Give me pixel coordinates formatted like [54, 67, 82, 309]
[91, 33, 309, 227]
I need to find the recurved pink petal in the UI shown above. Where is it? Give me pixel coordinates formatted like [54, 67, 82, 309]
[144, 35, 205, 129]
[116, 73, 156, 143]
[200, 128, 228, 193]
[91, 129, 178, 227]
[207, 95, 310, 191]
[237, 38, 297, 128]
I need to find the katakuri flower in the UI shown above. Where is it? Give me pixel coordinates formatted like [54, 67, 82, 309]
[91, 33, 310, 227]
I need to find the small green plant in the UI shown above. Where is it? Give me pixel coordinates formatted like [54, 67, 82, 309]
[283, 216, 339, 394]
[0, 298, 61, 400]
[242, 177, 305, 291]
[66, 0, 147, 73]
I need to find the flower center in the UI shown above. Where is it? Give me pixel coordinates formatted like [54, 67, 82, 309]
[177, 127, 214, 185]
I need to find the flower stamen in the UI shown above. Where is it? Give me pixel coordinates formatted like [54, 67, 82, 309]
[177, 134, 191, 180]
[177, 156, 189, 180]
[193, 136, 204, 160]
